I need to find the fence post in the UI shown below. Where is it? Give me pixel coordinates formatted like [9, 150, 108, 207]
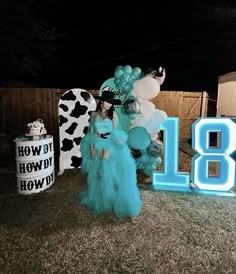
[201, 91, 207, 117]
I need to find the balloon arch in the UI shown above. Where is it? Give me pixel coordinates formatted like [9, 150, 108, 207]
[58, 65, 167, 176]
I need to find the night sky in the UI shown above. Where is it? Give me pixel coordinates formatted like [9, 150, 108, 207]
[1, 1, 236, 93]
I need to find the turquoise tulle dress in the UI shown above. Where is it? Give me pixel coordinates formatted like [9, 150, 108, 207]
[79, 111, 142, 218]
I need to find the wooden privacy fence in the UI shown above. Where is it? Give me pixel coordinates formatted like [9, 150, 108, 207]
[0, 88, 208, 156]
[151, 90, 208, 139]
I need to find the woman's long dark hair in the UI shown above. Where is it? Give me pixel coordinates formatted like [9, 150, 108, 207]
[96, 100, 114, 120]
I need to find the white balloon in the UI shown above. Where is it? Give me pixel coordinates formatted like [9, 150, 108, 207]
[132, 77, 160, 100]
[137, 97, 146, 104]
[129, 119, 137, 129]
[145, 109, 168, 136]
[131, 113, 149, 128]
[151, 109, 168, 123]
[130, 87, 137, 97]
[140, 101, 156, 120]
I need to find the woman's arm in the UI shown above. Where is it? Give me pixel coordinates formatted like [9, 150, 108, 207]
[88, 111, 98, 133]
[112, 111, 121, 129]
[88, 111, 98, 158]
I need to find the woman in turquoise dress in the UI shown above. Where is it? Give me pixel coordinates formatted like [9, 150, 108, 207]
[79, 90, 142, 219]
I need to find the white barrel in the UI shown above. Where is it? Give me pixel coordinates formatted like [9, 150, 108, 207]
[15, 135, 55, 194]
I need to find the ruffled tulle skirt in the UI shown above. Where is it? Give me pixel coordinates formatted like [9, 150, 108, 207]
[79, 129, 142, 218]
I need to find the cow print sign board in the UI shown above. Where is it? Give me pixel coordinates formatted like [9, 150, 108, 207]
[58, 89, 96, 175]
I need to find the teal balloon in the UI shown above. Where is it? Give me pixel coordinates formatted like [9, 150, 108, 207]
[114, 68, 124, 78]
[121, 78, 126, 84]
[128, 127, 151, 150]
[123, 65, 132, 74]
[129, 74, 135, 81]
[135, 151, 162, 176]
[123, 83, 132, 92]
[115, 65, 123, 71]
[124, 74, 130, 81]
[114, 78, 120, 85]
[132, 67, 142, 76]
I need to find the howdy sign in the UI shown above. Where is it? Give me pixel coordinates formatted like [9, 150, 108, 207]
[17, 156, 54, 176]
[153, 117, 236, 196]
[17, 141, 53, 158]
[18, 172, 54, 193]
[15, 136, 55, 194]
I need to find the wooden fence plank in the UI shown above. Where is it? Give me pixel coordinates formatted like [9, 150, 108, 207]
[0, 88, 209, 148]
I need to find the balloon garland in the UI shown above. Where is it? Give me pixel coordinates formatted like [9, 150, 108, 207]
[114, 65, 167, 176]
[114, 65, 142, 93]
[101, 64, 168, 177]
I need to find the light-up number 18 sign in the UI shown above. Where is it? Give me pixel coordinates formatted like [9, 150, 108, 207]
[153, 117, 236, 196]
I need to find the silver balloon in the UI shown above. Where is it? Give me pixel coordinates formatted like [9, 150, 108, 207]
[147, 139, 163, 157]
[122, 98, 140, 115]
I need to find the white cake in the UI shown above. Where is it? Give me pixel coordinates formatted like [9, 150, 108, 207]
[26, 118, 47, 136]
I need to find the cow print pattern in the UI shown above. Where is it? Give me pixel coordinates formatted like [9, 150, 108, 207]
[59, 89, 96, 173]
[65, 122, 78, 135]
[70, 101, 88, 118]
[59, 104, 69, 112]
[59, 115, 68, 126]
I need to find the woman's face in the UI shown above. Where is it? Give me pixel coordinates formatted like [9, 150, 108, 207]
[102, 101, 112, 110]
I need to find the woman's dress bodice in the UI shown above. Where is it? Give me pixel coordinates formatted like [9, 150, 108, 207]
[93, 120, 113, 134]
